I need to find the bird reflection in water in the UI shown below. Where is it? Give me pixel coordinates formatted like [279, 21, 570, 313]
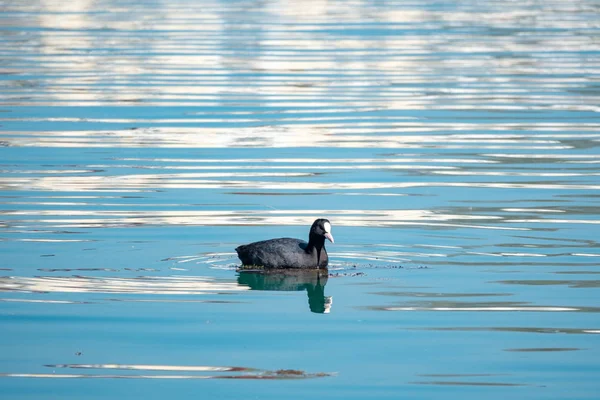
[237, 270, 332, 314]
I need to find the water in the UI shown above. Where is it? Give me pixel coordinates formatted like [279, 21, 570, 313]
[1, 0, 599, 398]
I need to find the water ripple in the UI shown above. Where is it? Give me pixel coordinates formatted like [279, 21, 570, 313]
[1, 0, 599, 396]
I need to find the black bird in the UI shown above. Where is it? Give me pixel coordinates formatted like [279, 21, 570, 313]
[235, 219, 334, 269]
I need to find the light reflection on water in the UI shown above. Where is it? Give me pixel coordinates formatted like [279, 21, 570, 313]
[1, 0, 600, 398]
[0, 363, 332, 380]
[0, 275, 248, 295]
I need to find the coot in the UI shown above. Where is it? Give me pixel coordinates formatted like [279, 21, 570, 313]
[235, 219, 334, 269]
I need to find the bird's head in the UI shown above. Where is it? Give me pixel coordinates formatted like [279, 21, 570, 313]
[310, 218, 334, 244]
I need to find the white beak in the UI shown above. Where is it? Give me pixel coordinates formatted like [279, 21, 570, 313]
[324, 232, 334, 243]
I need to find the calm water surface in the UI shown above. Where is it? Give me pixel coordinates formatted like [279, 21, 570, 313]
[1, 0, 599, 398]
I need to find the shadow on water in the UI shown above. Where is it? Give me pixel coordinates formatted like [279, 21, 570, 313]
[237, 270, 332, 314]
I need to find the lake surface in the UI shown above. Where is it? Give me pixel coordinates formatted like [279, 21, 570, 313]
[1, 0, 599, 398]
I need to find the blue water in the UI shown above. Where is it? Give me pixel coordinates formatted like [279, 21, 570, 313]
[1, 0, 599, 398]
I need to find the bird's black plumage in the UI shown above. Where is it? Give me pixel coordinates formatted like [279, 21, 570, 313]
[235, 219, 334, 269]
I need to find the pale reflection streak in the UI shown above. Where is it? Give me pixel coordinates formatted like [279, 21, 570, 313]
[50, 364, 244, 372]
[0, 372, 327, 380]
[4, 208, 599, 231]
[115, 157, 497, 164]
[412, 327, 600, 335]
[0, 362, 332, 380]
[13, 239, 92, 243]
[2, 128, 598, 149]
[0, 276, 248, 295]
[0, 299, 84, 304]
[0, 209, 534, 231]
[89, 165, 455, 170]
[432, 171, 600, 177]
[2, 130, 586, 149]
[383, 306, 579, 312]
[370, 296, 600, 312]
[3, 177, 599, 192]
[0, 374, 218, 380]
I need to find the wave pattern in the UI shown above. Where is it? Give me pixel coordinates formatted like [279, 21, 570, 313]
[0, 0, 599, 397]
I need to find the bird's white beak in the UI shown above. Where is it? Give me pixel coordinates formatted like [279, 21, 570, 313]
[325, 232, 334, 243]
